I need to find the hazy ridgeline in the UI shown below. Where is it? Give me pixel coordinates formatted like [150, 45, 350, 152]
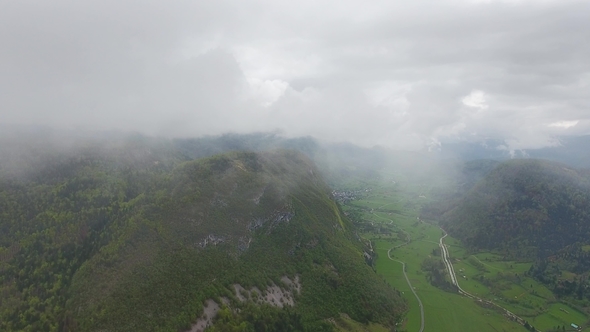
[0, 130, 406, 331]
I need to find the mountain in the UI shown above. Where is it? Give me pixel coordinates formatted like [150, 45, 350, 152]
[0, 136, 405, 331]
[439, 159, 590, 258]
[437, 135, 590, 168]
[527, 135, 590, 168]
[420, 159, 500, 221]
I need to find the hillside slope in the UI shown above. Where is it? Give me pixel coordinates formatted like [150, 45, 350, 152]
[0, 141, 405, 331]
[440, 159, 590, 258]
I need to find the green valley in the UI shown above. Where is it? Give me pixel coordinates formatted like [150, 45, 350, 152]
[3, 132, 590, 332]
[338, 166, 590, 332]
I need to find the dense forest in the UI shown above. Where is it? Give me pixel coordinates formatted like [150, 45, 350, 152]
[426, 159, 590, 306]
[0, 133, 406, 331]
[438, 159, 590, 257]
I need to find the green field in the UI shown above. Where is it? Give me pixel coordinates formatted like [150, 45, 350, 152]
[341, 174, 590, 332]
[373, 224, 525, 332]
[448, 246, 590, 332]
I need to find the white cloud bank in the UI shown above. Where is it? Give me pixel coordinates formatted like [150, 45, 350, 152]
[461, 90, 489, 110]
[1, 0, 589, 151]
[548, 120, 579, 129]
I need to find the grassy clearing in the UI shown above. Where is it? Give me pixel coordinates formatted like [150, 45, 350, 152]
[333, 314, 390, 332]
[531, 303, 588, 331]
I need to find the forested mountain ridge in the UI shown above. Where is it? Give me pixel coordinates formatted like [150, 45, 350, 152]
[0, 136, 405, 331]
[439, 159, 590, 258]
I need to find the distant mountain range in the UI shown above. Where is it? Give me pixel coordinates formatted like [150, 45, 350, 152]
[436, 135, 590, 168]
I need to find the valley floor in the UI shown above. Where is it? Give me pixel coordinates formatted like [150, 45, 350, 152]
[340, 175, 590, 332]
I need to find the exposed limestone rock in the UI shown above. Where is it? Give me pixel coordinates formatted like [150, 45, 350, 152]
[188, 299, 219, 332]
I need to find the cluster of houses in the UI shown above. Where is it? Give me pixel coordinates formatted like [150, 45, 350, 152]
[331, 188, 371, 204]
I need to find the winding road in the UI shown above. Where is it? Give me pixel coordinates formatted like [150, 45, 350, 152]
[371, 206, 425, 332]
[388, 248, 425, 332]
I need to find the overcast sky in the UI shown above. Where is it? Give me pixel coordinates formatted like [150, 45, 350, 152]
[1, 0, 589, 151]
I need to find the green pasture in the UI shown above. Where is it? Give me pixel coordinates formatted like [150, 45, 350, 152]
[374, 236, 525, 332]
[445, 240, 590, 331]
[530, 303, 589, 331]
[333, 314, 390, 332]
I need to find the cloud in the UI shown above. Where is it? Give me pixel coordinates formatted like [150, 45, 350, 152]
[245, 78, 289, 107]
[364, 81, 412, 114]
[1, 0, 589, 150]
[548, 120, 579, 129]
[461, 90, 489, 110]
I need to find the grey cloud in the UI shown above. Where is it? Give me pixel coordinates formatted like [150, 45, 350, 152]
[1, 0, 589, 152]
